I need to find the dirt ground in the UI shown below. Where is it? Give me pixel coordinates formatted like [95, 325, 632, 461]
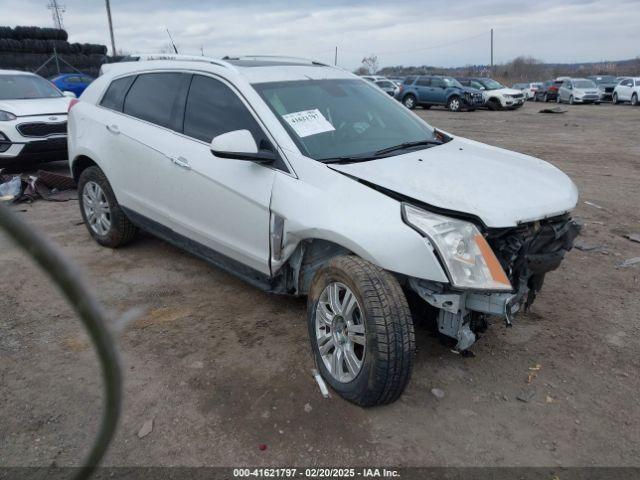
[1, 102, 639, 468]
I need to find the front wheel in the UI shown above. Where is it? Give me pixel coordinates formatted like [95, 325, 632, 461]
[612, 93, 619, 104]
[447, 96, 462, 112]
[557, 95, 561, 104]
[632, 93, 638, 106]
[487, 98, 501, 110]
[569, 95, 575, 105]
[307, 256, 415, 407]
[402, 94, 417, 109]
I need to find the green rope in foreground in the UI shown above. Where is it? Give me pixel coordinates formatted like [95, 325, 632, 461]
[0, 203, 122, 480]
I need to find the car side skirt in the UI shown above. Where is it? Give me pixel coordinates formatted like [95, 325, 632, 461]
[122, 207, 280, 293]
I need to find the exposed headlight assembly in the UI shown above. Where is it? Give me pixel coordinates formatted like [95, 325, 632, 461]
[0, 110, 17, 121]
[402, 204, 512, 291]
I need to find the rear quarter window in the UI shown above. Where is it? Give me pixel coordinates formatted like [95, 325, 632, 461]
[100, 76, 135, 112]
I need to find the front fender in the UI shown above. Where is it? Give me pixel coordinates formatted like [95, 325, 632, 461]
[270, 156, 449, 284]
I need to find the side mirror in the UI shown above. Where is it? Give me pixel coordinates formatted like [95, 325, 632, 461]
[210, 129, 276, 164]
[63, 91, 77, 98]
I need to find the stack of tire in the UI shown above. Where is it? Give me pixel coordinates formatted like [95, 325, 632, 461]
[0, 26, 109, 78]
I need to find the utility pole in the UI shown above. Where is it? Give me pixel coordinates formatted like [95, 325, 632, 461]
[105, 0, 117, 57]
[334, 46, 338, 66]
[47, 0, 66, 30]
[490, 28, 494, 72]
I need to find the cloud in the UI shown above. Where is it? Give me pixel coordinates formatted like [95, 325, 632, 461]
[3, 0, 639, 69]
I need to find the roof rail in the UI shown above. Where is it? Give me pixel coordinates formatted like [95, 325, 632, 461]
[122, 53, 238, 71]
[222, 55, 328, 66]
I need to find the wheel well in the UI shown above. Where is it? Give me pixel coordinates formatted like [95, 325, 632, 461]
[284, 239, 352, 295]
[71, 155, 98, 183]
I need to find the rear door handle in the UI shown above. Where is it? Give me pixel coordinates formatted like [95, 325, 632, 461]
[171, 156, 191, 170]
[106, 124, 120, 134]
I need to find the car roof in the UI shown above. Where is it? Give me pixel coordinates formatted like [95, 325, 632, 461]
[100, 56, 353, 84]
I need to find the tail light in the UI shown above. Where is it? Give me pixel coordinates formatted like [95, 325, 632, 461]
[68, 98, 79, 112]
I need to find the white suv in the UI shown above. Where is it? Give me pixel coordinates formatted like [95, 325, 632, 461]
[1, 70, 74, 167]
[612, 77, 640, 106]
[68, 56, 581, 406]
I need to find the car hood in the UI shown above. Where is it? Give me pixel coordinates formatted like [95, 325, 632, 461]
[329, 137, 579, 228]
[0, 97, 71, 117]
[492, 87, 523, 96]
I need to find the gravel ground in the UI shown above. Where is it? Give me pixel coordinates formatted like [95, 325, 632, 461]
[1, 102, 639, 468]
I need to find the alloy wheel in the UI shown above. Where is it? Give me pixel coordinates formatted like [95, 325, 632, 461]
[314, 282, 366, 383]
[82, 181, 112, 236]
[449, 98, 460, 111]
[403, 96, 415, 109]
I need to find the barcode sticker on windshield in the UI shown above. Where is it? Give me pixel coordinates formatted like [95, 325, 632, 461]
[282, 109, 335, 138]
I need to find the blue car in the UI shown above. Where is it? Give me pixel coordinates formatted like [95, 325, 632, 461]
[50, 73, 94, 97]
[395, 75, 484, 112]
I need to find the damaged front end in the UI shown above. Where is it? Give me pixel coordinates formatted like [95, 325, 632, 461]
[409, 214, 582, 351]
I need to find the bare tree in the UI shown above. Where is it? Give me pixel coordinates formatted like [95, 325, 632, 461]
[361, 54, 379, 75]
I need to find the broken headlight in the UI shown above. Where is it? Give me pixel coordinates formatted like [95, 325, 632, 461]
[402, 204, 512, 291]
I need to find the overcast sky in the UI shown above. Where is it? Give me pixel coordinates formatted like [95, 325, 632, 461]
[3, 0, 639, 69]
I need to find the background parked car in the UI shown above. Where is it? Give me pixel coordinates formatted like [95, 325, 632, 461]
[361, 75, 387, 83]
[395, 75, 484, 111]
[612, 77, 640, 105]
[374, 79, 400, 96]
[0, 69, 73, 166]
[50, 73, 94, 97]
[557, 78, 600, 104]
[588, 75, 618, 101]
[533, 80, 563, 102]
[457, 77, 525, 110]
[512, 82, 543, 100]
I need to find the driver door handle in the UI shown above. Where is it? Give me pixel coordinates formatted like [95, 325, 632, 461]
[106, 124, 120, 134]
[171, 156, 191, 170]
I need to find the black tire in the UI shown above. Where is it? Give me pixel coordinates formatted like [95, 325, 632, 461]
[77, 166, 138, 248]
[422, 105, 431, 109]
[446, 95, 462, 112]
[533, 94, 538, 102]
[612, 93, 619, 104]
[402, 94, 417, 109]
[569, 95, 575, 105]
[632, 93, 638, 106]
[544, 93, 549, 102]
[487, 98, 501, 111]
[307, 256, 415, 407]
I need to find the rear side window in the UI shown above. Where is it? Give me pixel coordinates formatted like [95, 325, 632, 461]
[415, 77, 430, 86]
[403, 76, 416, 85]
[100, 76, 135, 112]
[183, 75, 264, 144]
[123, 73, 187, 130]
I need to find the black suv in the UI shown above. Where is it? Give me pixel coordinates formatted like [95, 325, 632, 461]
[395, 75, 484, 111]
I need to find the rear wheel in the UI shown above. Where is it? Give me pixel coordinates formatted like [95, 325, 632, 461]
[557, 95, 561, 104]
[447, 96, 462, 112]
[402, 94, 417, 109]
[632, 93, 638, 106]
[307, 256, 415, 407]
[78, 166, 138, 248]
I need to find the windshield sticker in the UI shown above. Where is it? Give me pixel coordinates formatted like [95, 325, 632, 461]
[282, 109, 335, 138]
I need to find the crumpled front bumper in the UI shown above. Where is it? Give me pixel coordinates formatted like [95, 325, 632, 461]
[409, 216, 582, 351]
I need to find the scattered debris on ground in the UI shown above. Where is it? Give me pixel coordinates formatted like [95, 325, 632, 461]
[618, 257, 640, 268]
[574, 239, 606, 252]
[312, 369, 330, 398]
[516, 390, 536, 403]
[0, 170, 76, 204]
[584, 200, 604, 210]
[539, 107, 566, 114]
[527, 364, 542, 384]
[624, 233, 640, 244]
[304, 403, 312, 413]
[137, 419, 154, 439]
[430, 388, 445, 399]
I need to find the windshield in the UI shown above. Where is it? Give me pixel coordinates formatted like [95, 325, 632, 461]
[592, 76, 616, 85]
[574, 80, 596, 89]
[0, 74, 62, 100]
[253, 79, 439, 162]
[480, 79, 503, 90]
[442, 77, 463, 88]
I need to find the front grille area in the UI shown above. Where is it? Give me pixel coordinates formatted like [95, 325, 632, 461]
[511, 93, 524, 99]
[17, 122, 67, 138]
